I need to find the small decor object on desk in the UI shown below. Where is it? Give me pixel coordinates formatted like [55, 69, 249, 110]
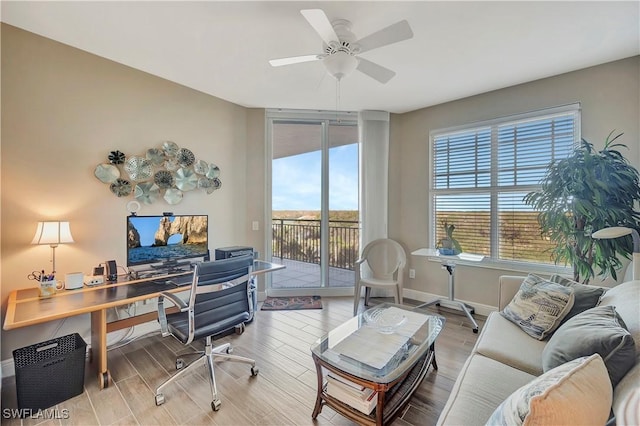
[39, 277, 58, 297]
[436, 221, 462, 255]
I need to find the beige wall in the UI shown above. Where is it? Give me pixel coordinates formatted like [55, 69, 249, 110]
[0, 24, 264, 360]
[390, 56, 640, 307]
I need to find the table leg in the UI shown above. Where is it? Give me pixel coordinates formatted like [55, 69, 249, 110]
[90, 309, 112, 389]
[430, 343, 438, 371]
[311, 354, 324, 419]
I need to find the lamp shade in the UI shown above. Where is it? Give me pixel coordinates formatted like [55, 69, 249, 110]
[31, 221, 74, 246]
[592, 226, 639, 281]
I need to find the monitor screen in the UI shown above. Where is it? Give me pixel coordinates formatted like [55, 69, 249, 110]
[126, 215, 209, 267]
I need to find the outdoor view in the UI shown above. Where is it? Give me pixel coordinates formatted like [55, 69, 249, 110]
[434, 210, 555, 264]
[271, 119, 360, 289]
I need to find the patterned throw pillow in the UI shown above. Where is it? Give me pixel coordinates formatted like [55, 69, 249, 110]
[486, 354, 612, 426]
[548, 274, 606, 324]
[501, 274, 575, 340]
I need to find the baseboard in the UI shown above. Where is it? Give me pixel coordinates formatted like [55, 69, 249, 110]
[403, 288, 497, 317]
[1, 358, 14, 380]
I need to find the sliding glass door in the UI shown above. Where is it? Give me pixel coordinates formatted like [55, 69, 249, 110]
[267, 110, 359, 296]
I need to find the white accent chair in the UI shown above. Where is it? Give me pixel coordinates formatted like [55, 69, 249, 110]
[353, 238, 407, 315]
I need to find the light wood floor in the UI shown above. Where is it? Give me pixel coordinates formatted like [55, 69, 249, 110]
[1, 297, 485, 426]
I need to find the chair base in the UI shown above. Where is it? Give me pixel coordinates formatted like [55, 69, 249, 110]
[418, 299, 479, 333]
[155, 335, 258, 411]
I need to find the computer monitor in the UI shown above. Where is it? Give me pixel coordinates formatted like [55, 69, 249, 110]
[126, 214, 209, 268]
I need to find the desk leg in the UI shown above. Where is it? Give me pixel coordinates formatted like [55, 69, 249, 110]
[91, 309, 112, 389]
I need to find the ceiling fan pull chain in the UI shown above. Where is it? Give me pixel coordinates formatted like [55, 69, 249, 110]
[336, 79, 341, 123]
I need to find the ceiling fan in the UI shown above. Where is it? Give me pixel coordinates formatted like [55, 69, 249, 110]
[269, 9, 413, 84]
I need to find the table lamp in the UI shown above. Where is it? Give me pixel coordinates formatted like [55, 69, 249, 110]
[31, 221, 74, 274]
[592, 226, 639, 280]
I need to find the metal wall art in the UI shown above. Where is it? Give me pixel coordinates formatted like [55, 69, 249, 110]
[94, 141, 222, 205]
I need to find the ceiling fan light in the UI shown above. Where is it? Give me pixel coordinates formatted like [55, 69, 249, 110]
[323, 52, 358, 81]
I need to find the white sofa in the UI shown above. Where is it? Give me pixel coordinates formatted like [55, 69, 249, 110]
[437, 276, 640, 425]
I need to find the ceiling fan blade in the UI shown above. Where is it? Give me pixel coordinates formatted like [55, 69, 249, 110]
[301, 9, 339, 46]
[356, 58, 396, 84]
[356, 20, 413, 53]
[269, 55, 322, 67]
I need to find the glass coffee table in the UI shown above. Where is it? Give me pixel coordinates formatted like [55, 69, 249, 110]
[310, 303, 444, 426]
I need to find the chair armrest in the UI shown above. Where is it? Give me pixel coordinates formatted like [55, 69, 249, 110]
[157, 292, 188, 337]
[498, 275, 526, 311]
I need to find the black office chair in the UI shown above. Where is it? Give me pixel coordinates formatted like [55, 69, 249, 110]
[154, 255, 258, 411]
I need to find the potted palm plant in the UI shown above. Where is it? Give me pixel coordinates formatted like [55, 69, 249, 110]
[523, 131, 640, 283]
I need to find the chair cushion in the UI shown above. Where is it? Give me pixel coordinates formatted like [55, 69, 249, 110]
[486, 354, 612, 426]
[548, 274, 606, 324]
[500, 274, 574, 340]
[542, 305, 636, 387]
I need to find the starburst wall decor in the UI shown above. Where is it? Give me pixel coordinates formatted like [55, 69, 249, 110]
[94, 141, 221, 205]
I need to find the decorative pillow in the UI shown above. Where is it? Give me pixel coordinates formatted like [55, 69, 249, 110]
[542, 305, 636, 387]
[485, 354, 612, 426]
[549, 274, 606, 324]
[501, 274, 575, 340]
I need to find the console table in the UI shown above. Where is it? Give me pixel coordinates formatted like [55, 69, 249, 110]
[3, 260, 283, 389]
[310, 304, 444, 425]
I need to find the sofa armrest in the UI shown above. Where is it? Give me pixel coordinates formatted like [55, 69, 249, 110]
[499, 276, 526, 311]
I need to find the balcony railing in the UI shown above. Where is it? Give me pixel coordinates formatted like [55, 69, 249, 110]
[272, 219, 360, 270]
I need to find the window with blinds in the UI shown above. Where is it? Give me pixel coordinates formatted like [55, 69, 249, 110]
[430, 105, 580, 265]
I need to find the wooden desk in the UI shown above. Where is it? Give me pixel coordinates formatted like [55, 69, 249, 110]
[3, 260, 284, 389]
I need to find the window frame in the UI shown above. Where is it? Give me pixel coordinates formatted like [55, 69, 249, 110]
[428, 104, 581, 274]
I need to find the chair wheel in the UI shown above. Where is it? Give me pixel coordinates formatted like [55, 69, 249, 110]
[155, 393, 165, 406]
[251, 366, 259, 376]
[226, 346, 233, 354]
[235, 323, 245, 335]
[211, 399, 221, 411]
[176, 358, 184, 370]
[473, 328, 478, 334]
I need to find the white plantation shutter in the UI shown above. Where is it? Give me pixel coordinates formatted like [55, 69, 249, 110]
[430, 104, 580, 264]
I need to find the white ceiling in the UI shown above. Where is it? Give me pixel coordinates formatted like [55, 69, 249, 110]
[2, 1, 638, 114]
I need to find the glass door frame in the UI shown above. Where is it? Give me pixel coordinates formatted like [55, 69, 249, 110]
[265, 109, 358, 297]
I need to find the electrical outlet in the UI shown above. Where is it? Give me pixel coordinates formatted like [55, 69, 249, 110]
[252, 221, 259, 231]
[409, 269, 416, 279]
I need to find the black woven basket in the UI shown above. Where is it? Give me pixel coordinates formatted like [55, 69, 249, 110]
[13, 333, 86, 410]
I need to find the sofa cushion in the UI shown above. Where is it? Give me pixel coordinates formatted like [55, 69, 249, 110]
[549, 274, 606, 324]
[437, 354, 536, 426]
[486, 354, 612, 426]
[474, 312, 546, 376]
[598, 280, 640, 360]
[613, 363, 640, 425]
[501, 274, 575, 340]
[542, 305, 636, 387]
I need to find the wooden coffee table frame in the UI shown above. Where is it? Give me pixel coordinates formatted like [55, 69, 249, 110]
[312, 343, 437, 426]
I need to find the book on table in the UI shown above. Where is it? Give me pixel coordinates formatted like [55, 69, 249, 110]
[326, 373, 378, 414]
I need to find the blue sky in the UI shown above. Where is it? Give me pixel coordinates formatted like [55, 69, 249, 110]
[272, 144, 359, 210]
